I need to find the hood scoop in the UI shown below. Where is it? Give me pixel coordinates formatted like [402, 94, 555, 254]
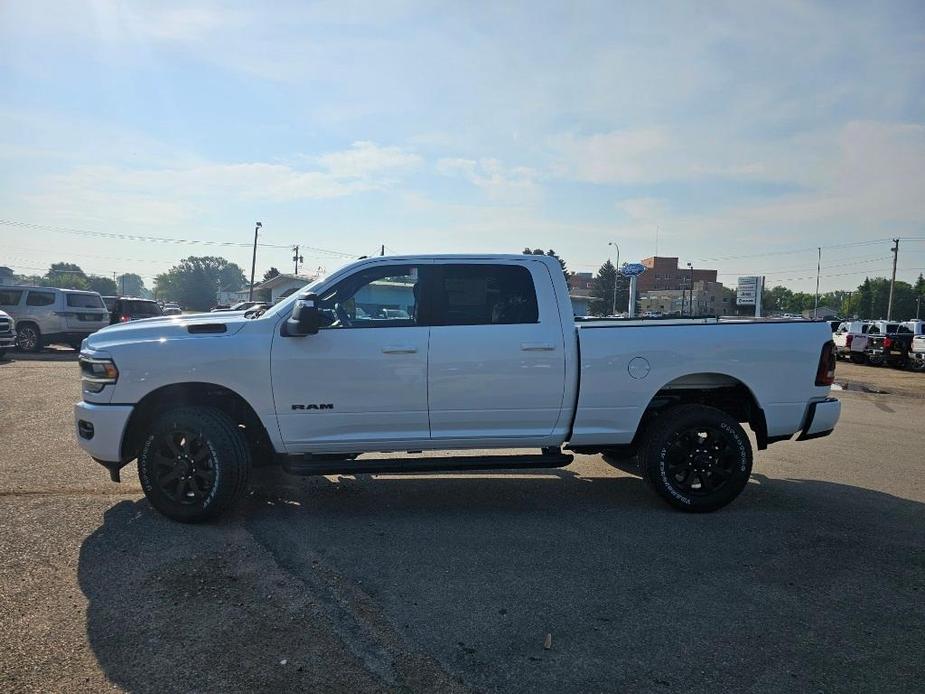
[187, 323, 227, 334]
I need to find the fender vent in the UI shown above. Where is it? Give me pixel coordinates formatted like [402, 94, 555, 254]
[187, 323, 227, 334]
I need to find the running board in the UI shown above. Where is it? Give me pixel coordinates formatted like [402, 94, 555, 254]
[280, 451, 574, 477]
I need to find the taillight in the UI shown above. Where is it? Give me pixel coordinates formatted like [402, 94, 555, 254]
[816, 340, 836, 386]
[883, 336, 893, 350]
[120, 315, 130, 322]
[846, 334, 853, 348]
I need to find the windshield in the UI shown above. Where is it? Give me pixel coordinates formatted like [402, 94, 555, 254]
[66, 293, 104, 309]
[253, 276, 328, 320]
[124, 300, 162, 316]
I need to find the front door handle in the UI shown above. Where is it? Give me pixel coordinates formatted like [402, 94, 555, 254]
[520, 342, 555, 351]
[382, 345, 417, 354]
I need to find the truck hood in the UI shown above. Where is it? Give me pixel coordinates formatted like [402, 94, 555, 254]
[83, 312, 249, 351]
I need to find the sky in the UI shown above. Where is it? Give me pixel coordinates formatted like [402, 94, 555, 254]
[1, 0, 924, 292]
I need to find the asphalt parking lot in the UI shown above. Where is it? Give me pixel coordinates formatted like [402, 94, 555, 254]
[1, 351, 923, 693]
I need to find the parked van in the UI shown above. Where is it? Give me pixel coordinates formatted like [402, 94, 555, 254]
[0, 286, 110, 352]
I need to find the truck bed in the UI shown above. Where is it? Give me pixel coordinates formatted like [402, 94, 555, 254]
[569, 318, 834, 446]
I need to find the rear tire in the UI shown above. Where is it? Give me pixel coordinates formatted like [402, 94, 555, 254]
[16, 323, 43, 353]
[867, 354, 885, 366]
[138, 407, 251, 522]
[910, 359, 925, 373]
[849, 353, 867, 365]
[639, 404, 753, 513]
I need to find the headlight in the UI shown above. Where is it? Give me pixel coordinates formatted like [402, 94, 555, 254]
[79, 355, 119, 393]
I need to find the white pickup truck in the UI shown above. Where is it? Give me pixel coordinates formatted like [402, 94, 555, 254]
[74, 254, 840, 521]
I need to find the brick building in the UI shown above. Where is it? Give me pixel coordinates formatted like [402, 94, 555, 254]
[638, 280, 733, 316]
[637, 257, 718, 293]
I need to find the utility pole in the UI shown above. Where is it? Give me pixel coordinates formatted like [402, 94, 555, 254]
[887, 238, 899, 320]
[380, 244, 385, 257]
[608, 242, 620, 315]
[248, 222, 262, 301]
[292, 245, 303, 275]
[813, 247, 821, 319]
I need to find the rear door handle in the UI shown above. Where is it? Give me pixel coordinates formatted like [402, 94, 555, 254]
[520, 342, 555, 351]
[382, 345, 417, 354]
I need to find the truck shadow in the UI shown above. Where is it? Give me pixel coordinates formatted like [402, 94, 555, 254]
[1, 347, 78, 363]
[78, 470, 925, 693]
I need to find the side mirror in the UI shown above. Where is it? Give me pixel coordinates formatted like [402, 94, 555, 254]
[284, 293, 327, 336]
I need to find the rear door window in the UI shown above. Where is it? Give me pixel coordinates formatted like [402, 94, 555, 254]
[431, 264, 538, 326]
[125, 300, 162, 316]
[66, 293, 105, 309]
[26, 291, 55, 306]
[0, 289, 23, 306]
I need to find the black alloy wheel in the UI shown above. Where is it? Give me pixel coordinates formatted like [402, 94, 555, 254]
[661, 426, 738, 497]
[641, 404, 752, 512]
[151, 428, 217, 505]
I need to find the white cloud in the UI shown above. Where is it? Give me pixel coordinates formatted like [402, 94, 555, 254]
[315, 141, 421, 179]
[436, 157, 540, 203]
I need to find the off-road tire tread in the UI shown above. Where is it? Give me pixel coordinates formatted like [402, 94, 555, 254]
[640, 404, 753, 513]
[138, 406, 251, 523]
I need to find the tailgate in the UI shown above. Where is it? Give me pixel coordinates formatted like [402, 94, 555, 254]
[63, 310, 109, 331]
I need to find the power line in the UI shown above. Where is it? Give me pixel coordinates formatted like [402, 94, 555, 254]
[0, 218, 360, 259]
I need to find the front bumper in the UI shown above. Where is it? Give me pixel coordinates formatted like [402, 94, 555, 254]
[796, 398, 841, 441]
[74, 401, 134, 464]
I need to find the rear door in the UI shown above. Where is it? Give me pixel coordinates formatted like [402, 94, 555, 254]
[426, 260, 567, 441]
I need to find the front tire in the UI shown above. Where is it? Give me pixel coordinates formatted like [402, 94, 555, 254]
[16, 323, 43, 353]
[138, 407, 251, 522]
[640, 404, 753, 513]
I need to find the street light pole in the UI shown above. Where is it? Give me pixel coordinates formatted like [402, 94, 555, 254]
[608, 242, 620, 315]
[248, 222, 262, 301]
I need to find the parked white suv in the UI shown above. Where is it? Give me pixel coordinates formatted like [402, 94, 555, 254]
[0, 286, 110, 352]
[0, 309, 15, 359]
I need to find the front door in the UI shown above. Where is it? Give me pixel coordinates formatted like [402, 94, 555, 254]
[426, 261, 567, 441]
[271, 263, 432, 452]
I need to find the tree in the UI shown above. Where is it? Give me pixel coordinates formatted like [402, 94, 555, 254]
[589, 259, 628, 316]
[44, 262, 88, 289]
[86, 275, 118, 295]
[522, 248, 569, 282]
[263, 267, 281, 282]
[154, 256, 247, 311]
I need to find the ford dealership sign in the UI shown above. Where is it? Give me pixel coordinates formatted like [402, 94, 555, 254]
[620, 263, 647, 277]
